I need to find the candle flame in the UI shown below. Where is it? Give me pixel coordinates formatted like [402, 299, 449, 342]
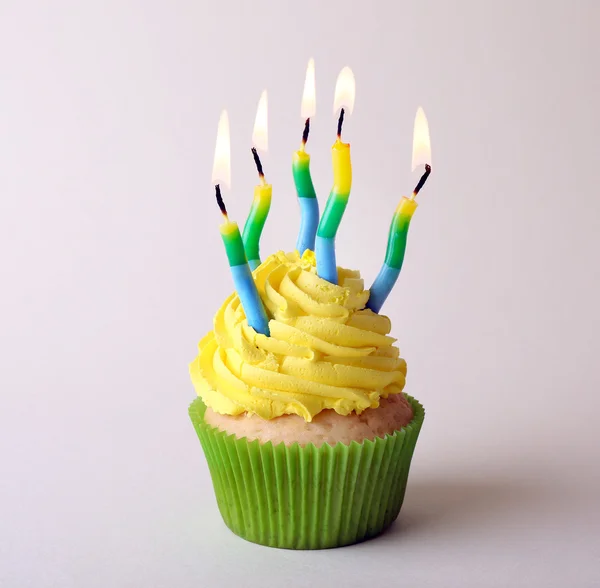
[301, 58, 316, 119]
[212, 109, 231, 189]
[333, 66, 355, 115]
[252, 90, 268, 153]
[411, 106, 432, 171]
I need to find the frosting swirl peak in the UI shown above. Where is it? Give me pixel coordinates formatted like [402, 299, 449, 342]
[190, 251, 407, 421]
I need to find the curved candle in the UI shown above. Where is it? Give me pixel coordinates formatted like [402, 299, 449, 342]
[220, 218, 270, 335]
[242, 182, 272, 270]
[315, 139, 352, 284]
[293, 149, 319, 255]
[367, 197, 417, 313]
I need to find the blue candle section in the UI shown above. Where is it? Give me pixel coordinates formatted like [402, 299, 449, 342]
[366, 264, 401, 314]
[230, 263, 270, 335]
[248, 258, 260, 271]
[296, 197, 319, 255]
[315, 236, 337, 283]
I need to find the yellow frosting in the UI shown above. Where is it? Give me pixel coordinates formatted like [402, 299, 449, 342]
[189, 251, 407, 422]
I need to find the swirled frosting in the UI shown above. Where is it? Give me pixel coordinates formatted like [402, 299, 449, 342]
[190, 251, 407, 422]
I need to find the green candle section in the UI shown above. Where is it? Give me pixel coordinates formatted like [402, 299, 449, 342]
[242, 182, 272, 269]
[385, 198, 417, 268]
[220, 219, 249, 267]
[318, 195, 349, 238]
[292, 151, 317, 198]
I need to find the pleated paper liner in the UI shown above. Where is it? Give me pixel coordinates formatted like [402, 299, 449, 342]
[189, 394, 424, 549]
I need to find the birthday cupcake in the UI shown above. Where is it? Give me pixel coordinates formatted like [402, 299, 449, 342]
[189, 66, 430, 549]
[190, 250, 424, 549]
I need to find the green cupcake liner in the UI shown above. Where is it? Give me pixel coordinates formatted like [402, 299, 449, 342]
[189, 395, 424, 549]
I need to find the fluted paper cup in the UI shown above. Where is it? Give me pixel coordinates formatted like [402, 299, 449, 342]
[189, 395, 424, 549]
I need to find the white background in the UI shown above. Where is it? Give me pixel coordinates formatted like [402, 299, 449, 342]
[1, 1, 599, 586]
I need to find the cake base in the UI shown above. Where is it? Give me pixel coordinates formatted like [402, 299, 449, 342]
[204, 393, 414, 448]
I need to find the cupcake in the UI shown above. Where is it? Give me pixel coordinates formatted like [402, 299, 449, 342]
[189, 250, 424, 549]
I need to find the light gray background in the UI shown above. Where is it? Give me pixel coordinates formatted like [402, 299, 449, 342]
[1, 1, 599, 586]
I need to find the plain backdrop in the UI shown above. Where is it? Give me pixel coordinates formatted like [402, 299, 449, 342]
[1, 1, 599, 586]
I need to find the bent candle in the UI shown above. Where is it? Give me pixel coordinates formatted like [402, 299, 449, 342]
[367, 106, 432, 312]
[315, 67, 355, 284]
[367, 164, 431, 313]
[242, 90, 271, 270]
[217, 186, 270, 335]
[366, 197, 417, 314]
[293, 118, 319, 255]
[242, 147, 272, 270]
[315, 125, 352, 284]
[294, 59, 319, 256]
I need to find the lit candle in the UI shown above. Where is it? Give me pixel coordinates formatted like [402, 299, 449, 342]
[315, 66, 355, 284]
[213, 110, 270, 335]
[293, 58, 319, 256]
[242, 90, 272, 271]
[367, 107, 432, 313]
